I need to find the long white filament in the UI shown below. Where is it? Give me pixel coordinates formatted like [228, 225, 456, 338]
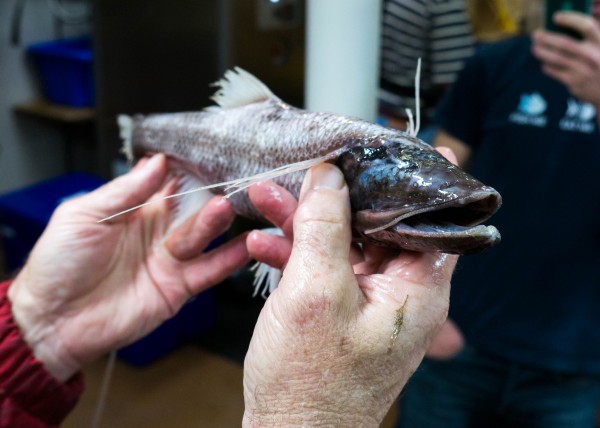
[90, 350, 117, 428]
[98, 151, 340, 223]
[405, 58, 422, 137]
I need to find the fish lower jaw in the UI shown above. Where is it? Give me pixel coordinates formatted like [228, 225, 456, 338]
[354, 188, 502, 254]
[359, 221, 501, 255]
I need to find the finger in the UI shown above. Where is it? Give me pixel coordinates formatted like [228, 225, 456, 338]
[554, 11, 600, 43]
[247, 230, 292, 270]
[541, 63, 573, 85]
[183, 232, 251, 295]
[83, 154, 168, 219]
[360, 243, 397, 272]
[533, 27, 600, 71]
[393, 251, 458, 289]
[532, 29, 582, 61]
[425, 319, 465, 360]
[532, 39, 576, 69]
[283, 164, 355, 297]
[248, 181, 297, 237]
[356, 251, 458, 310]
[425, 252, 458, 287]
[435, 146, 458, 166]
[355, 252, 458, 348]
[166, 196, 236, 261]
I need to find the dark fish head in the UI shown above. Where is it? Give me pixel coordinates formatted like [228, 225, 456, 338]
[336, 136, 502, 254]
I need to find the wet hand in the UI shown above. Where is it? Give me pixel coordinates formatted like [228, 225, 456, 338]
[243, 164, 457, 426]
[8, 154, 250, 381]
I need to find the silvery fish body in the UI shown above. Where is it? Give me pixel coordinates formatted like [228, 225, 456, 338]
[120, 68, 501, 255]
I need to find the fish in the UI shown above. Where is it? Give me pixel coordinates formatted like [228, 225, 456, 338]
[116, 67, 501, 258]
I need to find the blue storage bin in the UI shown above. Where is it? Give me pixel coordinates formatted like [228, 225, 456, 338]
[27, 37, 95, 107]
[0, 172, 106, 273]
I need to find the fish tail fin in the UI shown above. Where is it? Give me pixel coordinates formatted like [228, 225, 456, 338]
[118, 114, 134, 164]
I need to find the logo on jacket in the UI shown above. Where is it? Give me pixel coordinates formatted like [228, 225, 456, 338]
[509, 92, 547, 127]
[560, 98, 596, 133]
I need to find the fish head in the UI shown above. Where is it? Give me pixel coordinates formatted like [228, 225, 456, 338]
[335, 136, 502, 254]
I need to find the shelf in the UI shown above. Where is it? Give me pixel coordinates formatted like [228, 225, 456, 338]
[13, 99, 95, 124]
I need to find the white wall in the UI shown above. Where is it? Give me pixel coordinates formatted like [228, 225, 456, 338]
[0, 0, 90, 194]
[305, 0, 382, 122]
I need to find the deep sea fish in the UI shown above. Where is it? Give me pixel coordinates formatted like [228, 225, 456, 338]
[116, 67, 501, 258]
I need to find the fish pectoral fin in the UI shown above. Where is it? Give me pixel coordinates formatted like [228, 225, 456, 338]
[250, 227, 284, 298]
[251, 261, 282, 299]
[166, 173, 214, 236]
[206, 67, 282, 111]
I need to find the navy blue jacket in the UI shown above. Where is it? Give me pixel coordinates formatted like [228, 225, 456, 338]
[436, 36, 600, 374]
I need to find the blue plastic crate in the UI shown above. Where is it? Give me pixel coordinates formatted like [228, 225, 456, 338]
[0, 172, 106, 273]
[27, 37, 94, 107]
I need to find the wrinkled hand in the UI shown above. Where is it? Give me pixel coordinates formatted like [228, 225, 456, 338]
[8, 154, 249, 381]
[532, 12, 600, 119]
[242, 164, 457, 427]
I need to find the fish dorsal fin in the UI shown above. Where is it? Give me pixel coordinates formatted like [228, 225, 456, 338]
[207, 67, 282, 111]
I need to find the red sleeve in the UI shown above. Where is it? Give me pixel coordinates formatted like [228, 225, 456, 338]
[0, 281, 84, 428]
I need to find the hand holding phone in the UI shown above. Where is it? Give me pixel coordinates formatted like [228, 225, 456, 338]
[545, 0, 592, 38]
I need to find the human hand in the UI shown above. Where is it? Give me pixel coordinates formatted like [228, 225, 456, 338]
[8, 154, 250, 381]
[424, 318, 464, 360]
[532, 12, 600, 120]
[242, 163, 457, 427]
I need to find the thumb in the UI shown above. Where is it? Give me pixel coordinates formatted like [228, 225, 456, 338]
[282, 164, 354, 296]
[435, 146, 458, 166]
[554, 12, 600, 43]
[83, 154, 168, 219]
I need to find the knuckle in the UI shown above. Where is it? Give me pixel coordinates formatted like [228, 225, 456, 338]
[296, 192, 348, 227]
[54, 198, 79, 216]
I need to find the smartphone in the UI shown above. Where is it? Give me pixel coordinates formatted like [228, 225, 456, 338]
[545, 0, 592, 38]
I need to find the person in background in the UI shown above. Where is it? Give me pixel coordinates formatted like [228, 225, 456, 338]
[0, 153, 458, 427]
[465, 0, 529, 43]
[379, 0, 474, 140]
[396, 7, 600, 428]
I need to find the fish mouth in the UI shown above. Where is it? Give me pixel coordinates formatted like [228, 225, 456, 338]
[355, 189, 502, 254]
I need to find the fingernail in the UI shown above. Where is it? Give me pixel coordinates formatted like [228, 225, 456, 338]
[215, 196, 230, 206]
[308, 164, 345, 190]
[142, 154, 161, 171]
